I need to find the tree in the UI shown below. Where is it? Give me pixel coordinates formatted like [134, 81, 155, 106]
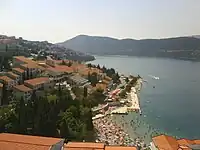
[90, 72, 98, 86]
[97, 64, 100, 69]
[26, 68, 29, 80]
[83, 87, 88, 98]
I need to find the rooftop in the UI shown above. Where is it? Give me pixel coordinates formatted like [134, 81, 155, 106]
[47, 65, 73, 73]
[65, 142, 105, 150]
[14, 56, 36, 64]
[0, 133, 63, 150]
[12, 67, 25, 73]
[152, 135, 200, 150]
[0, 76, 14, 83]
[105, 146, 137, 150]
[13, 84, 32, 92]
[24, 77, 49, 87]
[7, 71, 19, 79]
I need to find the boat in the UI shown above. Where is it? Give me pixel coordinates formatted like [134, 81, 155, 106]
[153, 86, 155, 88]
[148, 75, 160, 80]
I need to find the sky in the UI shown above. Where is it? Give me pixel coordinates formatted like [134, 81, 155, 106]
[1, 0, 200, 43]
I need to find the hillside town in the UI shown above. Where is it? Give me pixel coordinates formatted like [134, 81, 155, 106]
[0, 55, 199, 150]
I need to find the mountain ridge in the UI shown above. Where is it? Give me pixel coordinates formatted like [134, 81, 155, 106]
[58, 35, 200, 61]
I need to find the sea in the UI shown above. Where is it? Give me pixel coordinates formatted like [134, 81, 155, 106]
[89, 55, 200, 143]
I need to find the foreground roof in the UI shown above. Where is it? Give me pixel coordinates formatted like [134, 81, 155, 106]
[0, 133, 62, 150]
[152, 135, 200, 150]
[105, 146, 137, 150]
[65, 142, 105, 150]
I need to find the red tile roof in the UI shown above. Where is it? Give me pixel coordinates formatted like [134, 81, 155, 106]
[24, 77, 49, 87]
[105, 146, 137, 150]
[21, 63, 38, 69]
[0, 133, 62, 150]
[7, 71, 19, 79]
[152, 135, 179, 150]
[12, 67, 25, 73]
[14, 56, 36, 64]
[0, 76, 14, 84]
[65, 142, 105, 150]
[47, 65, 73, 73]
[14, 84, 32, 92]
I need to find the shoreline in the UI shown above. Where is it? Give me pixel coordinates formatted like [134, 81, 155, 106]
[92, 78, 145, 147]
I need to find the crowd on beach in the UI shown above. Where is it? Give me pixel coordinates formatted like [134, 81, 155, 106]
[93, 116, 135, 146]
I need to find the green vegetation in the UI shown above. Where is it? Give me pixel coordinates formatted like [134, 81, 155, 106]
[0, 86, 104, 141]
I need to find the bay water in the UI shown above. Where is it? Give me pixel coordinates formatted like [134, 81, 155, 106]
[90, 55, 200, 142]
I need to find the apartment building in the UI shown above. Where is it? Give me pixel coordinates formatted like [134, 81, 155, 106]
[12, 67, 25, 83]
[0, 76, 16, 90]
[13, 84, 32, 101]
[24, 77, 52, 90]
[7, 71, 20, 84]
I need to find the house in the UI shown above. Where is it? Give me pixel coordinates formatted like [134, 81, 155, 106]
[69, 75, 89, 86]
[13, 56, 36, 67]
[46, 65, 73, 82]
[0, 76, 16, 90]
[24, 77, 52, 90]
[12, 68, 25, 83]
[7, 71, 20, 84]
[150, 134, 200, 150]
[0, 133, 64, 150]
[13, 84, 32, 101]
[19, 63, 41, 78]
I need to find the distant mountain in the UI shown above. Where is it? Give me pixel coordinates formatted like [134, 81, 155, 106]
[0, 35, 95, 61]
[58, 35, 200, 61]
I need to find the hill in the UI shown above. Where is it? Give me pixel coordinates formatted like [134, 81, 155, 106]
[58, 35, 200, 61]
[0, 35, 95, 61]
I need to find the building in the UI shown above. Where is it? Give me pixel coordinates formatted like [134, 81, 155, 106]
[46, 65, 73, 82]
[150, 134, 200, 150]
[12, 68, 25, 83]
[7, 71, 20, 84]
[0, 133, 137, 150]
[13, 56, 37, 67]
[13, 84, 32, 101]
[69, 75, 89, 86]
[0, 76, 16, 90]
[24, 77, 52, 90]
[65, 142, 105, 150]
[0, 133, 64, 150]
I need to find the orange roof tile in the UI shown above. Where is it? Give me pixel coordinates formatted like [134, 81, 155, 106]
[105, 146, 137, 150]
[24, 77, 49, 87]
[21, 63, 38, 69]
[47, 65, 73, 73]
[177, 139, 194, 146]
[65, 142, 105, 150]
[0, 133, 62, 150]
[14, 84, 32, 92]
[12, 67, 25, 73]
[0, 76, 14, 83]
[7, 71, 19, 79]
[152, 135, 179, 150]
[14, 56, 36, 64]
[194, 140, 200, 144]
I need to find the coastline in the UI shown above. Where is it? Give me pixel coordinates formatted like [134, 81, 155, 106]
[93, 77, 147, 147]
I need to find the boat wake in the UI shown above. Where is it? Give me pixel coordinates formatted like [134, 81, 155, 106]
[148, 75, 160, 80]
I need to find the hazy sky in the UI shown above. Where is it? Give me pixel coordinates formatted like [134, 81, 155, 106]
[1, 0, 200, 43]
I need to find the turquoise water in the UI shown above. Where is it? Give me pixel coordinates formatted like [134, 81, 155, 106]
[90, 55, 200, 140]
